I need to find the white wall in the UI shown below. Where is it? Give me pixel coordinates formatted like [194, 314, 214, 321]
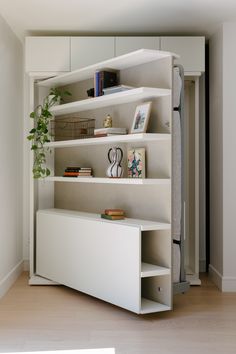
[222, 23, 236, 287]
[199, 74, 206, 272]
[0, 14, 24, 297]
[209, 25, 223, 283]
[209, 22, 236, 291]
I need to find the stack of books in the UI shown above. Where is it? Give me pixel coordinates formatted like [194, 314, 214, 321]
[63, 167, 93, 177]
[101, 209, 125, 220]
[94, 70, 118, 97]
[103, 85, 134, 95]
[94, 127, 127, 137]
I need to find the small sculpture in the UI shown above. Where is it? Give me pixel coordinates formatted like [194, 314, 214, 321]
[103, 114, 112, 128]
[106, 147, 123, 178]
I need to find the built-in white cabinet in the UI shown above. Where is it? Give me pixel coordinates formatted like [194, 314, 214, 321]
[25, 36, 205, 74]
[25, 37, 70, 72]
[160, 37, 205, 72]
[37, 209, 172, 314]
[71, 37, 115, 70]
[115, 36, 160, 56]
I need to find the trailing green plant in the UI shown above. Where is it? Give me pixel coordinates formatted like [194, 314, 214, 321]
[27, 87, 71, 179]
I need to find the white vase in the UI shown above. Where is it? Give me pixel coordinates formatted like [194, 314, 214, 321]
[106, 147, 123, 178]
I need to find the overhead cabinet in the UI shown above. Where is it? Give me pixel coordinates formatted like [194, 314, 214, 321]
[25, 36, 205, 73]
[160, 37, 205, 72]
[25, 37, 70, 72]
[71, 37, 115, 70]
[115, 36, 160, 56]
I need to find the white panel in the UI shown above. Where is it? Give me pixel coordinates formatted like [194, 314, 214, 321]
[115, 37, 160, 56]
[46, 133, 171, 148]
[36, 210, 140, 313]
[0, 16, 23, 286]
[71, 37, 115, 70]
[25, 37, 70, 72]
[161, 37, 205, 72]
[50, 87, 171, 116]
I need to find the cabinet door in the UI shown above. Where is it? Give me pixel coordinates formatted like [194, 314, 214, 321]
[71, 37, 115, 70]
[37, 210, 141, 313]
[25, 37, 70, 72]
[161, 37, 205, 72]
[115, 36, 160, 56]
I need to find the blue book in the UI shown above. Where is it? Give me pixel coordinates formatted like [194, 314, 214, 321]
[95, 71, 100, 97]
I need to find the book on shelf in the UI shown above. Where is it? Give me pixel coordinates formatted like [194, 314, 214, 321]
[103, 85, 134, 95]
[94, 70, 118, 97]
[64, 166, 93, 177]
[64, 173, 93, 177]
[77, 173, 92, 176]
[94, 127, 127, 135]
[95, 133, 129, 138]
[101, 214, 125, 220]
[63, 174, 93, 178]
[105, 209, 125, 216]
[65, 166, 81, 171]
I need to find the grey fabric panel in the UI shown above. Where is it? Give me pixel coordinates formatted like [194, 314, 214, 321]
[173, 67, 182, 108]
[172, 110, 181, 241]
[173, 243, 181, 283]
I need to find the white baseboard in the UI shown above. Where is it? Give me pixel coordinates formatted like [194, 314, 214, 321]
[0, 260, 24, 299]
[209, 264, 222, 290]
[23, 259, 29, 271]
[209, 264, 236, 292]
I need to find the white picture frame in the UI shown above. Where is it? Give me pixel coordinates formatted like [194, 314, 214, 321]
[130, 101, 152, 134]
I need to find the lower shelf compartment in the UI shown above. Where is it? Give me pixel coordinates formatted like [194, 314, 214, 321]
[141, 262, 170, 277]
[141, 298, 171, 314]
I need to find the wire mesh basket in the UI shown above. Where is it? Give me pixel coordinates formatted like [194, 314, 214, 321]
[51, 116, 95, 141]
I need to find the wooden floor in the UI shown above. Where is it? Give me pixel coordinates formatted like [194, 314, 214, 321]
[0, 273, 236, 354]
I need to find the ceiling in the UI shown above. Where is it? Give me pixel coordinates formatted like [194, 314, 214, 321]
[0, 0, 236, 40]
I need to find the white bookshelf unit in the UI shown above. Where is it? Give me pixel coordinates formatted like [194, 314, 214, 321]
[29, 49, 176, 314]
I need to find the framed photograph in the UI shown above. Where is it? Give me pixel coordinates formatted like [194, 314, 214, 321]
[130, 101, 152, 134]
[127, 148, 146, 178]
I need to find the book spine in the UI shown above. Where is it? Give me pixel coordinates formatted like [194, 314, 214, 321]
[64, 172, 80, 176]
[101, 214, 125, 220]
[105, 209, 124, 216]
[99, 71, 104, 96]
[95, 71, 100, 97]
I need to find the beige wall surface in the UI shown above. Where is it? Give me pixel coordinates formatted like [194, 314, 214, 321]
[0, 14, 23, 294]
[209, 22, 236, 291]
[209, 26, 223, 277]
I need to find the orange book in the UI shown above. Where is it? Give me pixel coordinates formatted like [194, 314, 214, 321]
[105, 209, 125, 216]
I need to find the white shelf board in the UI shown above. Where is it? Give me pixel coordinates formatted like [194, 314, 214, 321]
[140, 298, 171, 314]
[38, 208, 171, 231]
[141, 263, 170, 278]
[46, 133, 171, 148]
[38, 49, 179, 88]
[50, 87, 171, 116]
[44, 176, 171, 185]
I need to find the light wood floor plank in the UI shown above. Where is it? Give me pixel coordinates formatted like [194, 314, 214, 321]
[0, 273, 236, 354]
